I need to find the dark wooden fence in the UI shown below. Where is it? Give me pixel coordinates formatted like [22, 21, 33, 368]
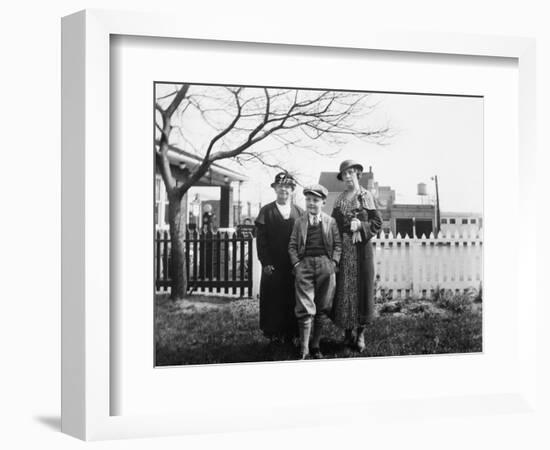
[155, 230, 253, 297]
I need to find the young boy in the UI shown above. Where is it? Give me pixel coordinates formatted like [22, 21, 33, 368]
[288, 184, 342, 359]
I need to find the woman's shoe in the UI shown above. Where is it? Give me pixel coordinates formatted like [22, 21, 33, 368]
[310, 347, 323, 359]
[343, 329, 354, 347]
[356, 327, 366, 353]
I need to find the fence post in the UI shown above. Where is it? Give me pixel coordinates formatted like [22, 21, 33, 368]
[247, 237, 253, 298]
[239, 235, 246, 296]
[192, 230, 198, 285]
[215, 232, 221, 293]
[163, 230, 170, 291]
[410, 236, 420, 297]
[155, 230, 160, 291]
[231, 232, 237, 295]
[251, 238, 261, 299]
[223, 232, 230, 294]
[185, 230, 190, 288]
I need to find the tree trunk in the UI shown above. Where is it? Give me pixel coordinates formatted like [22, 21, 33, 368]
[168, 195, 187, 299]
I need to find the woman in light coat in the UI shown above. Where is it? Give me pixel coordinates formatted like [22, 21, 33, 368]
[331, 160, 382, 352]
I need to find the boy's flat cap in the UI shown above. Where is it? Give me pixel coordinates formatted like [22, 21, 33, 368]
[303, 184, 328, 199]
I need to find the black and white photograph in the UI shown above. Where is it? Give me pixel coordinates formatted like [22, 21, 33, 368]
[5, 0, 548, 446]
[154, 82, 483, 366]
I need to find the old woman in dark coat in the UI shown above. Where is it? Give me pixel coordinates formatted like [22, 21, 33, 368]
[255, 173, 304, 344]
[331, 160, 382, 352]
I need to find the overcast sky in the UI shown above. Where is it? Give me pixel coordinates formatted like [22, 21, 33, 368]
[158, 85, 483, 215]
[238, 92, 483, 214]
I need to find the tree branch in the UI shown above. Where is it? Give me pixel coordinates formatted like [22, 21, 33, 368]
[155, 84, 191, 192]
[156, 85, 391, 199]
[165, 84, 190, 118]
[203, 88, 243, 162]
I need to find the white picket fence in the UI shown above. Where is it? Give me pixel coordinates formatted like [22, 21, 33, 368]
[249, 230, 483, 299]
[372, 230, 483, 299]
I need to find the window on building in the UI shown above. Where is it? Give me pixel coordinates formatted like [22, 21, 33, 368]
[449, 218, 456, 224]
[462, 219, 468, 224]
[470, 218, 476, 224]
[441, 218, 447, 224]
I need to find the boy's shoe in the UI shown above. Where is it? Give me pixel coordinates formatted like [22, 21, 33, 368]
[297, 350, 310, 360]
[310, 347, 323, 359]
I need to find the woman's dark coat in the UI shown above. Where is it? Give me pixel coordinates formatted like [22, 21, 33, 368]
[255, 202, 304, 338]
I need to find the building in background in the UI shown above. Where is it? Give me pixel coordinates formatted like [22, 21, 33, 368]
[319, 166, 395, 212]
[318, 166, 482, 238]
[385, 204, 436, 238]
[440, 212, 483, 236]
[154, 144, 247, 231]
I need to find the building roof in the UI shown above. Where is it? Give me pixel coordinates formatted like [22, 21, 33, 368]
[440, 211, 483, 217]
[318, 171, 373, 193]
[164, 143, 248, 183]
[391, 204, 435, 210]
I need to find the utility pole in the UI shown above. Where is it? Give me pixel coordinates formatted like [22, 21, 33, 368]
[431, 175, 441, 235]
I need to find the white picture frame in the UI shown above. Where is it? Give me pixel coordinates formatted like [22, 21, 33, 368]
[61, 9, 537, 441]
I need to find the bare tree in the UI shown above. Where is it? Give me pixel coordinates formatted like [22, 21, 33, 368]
[155, 83, 390, 299]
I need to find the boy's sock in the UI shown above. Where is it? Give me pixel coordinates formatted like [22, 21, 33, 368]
[311, 316, 324, 349]
[298, 317, 312, 358]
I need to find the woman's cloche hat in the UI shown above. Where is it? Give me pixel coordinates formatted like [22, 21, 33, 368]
[337, 159, 364, 181]
[270, 172, 297, 188]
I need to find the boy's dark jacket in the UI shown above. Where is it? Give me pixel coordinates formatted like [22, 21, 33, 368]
[288, 212, 342, 267]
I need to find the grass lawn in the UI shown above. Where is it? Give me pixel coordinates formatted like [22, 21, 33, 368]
[155, 294, 482, 366]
